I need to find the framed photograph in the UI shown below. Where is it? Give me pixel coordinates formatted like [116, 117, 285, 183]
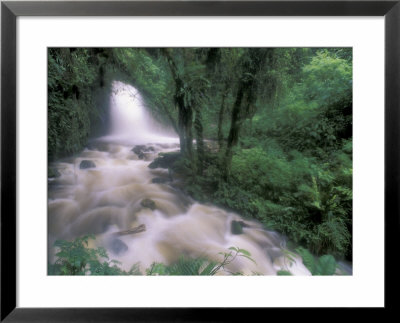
[1, 0, 398, 321]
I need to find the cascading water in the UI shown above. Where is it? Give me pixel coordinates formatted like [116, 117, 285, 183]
[48, 81, 311, 275]
[105, 81, 177, 145]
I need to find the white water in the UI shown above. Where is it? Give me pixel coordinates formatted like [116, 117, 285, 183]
[48, 81, 311, 275]
[104, 81, 178, 146]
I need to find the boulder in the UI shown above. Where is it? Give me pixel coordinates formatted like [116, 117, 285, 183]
[132, 145, 155, 159]
[110, 238, 128, 255]
[151, 177, 170, 184]
[48, 167, 61, 178]
[132, 145, 146, 159]
[141, 198, 156, 210]
[231, 220, 249, 235]
[148, 151, 181, 169]
[79, 160, 96, 169]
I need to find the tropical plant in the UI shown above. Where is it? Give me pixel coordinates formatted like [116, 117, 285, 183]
[48, 235, 141, 275]
[49, 235, 256, 276]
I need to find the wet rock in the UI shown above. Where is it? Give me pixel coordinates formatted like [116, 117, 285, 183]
[132, 145, 155, 159]
[148, 151, 181, 169]
[231, 220, 249, 235]
[79, 160, 96, 169]
[132, 145, 145, 159]
[87, 141, 109, 152]
[151, 177, 170, 184]
[48, 167, 61, 178]
[141, 198, 156, 210]
[110, 238, 128, 255]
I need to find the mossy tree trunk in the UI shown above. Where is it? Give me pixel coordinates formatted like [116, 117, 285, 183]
[194, 107, 205, 175]
[162, 49, 194, 163]
[223, 49, 268, 180]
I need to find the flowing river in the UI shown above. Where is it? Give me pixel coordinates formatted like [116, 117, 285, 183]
[48, 81, 311, 275]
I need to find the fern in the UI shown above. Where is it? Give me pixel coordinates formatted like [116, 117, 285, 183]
[147, 247, 256, 276]
[295, 247, 338, 275]
[50, 235, 133, 275]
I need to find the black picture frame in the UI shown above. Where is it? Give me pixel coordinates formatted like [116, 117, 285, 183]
[1, 0, 399, 321]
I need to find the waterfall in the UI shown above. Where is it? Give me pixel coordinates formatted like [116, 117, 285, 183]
[106, 80, 177, 145]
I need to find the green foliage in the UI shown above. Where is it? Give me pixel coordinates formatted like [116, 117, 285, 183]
[192, 141, 352, 258]
[315, 255, 337, 276]
[124, 48, 353, 259]
[146, 256, 214, 276]
[295, 247, 338, 275]
[48, 48, 111, 160]
[302, 50, 352, 108]
[48, 235, 141, 275]
[50, 236, 255, 276]
[295, 247, 315, 273]
[147, 246, 256, 276]
[48, 167, 60, 178]
[277, 270, 292, 276]
[273, 246, 340, 275]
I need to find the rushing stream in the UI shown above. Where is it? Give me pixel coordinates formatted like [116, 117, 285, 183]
[48, 81, 311, 275]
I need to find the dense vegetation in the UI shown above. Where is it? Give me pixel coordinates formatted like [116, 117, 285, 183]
[49, 235, 341, 276]
[48, 48, 116, 160]
[48, 47, 352, 268]
[48, 235, 256, 276]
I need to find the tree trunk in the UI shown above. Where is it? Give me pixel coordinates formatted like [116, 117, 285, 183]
[176, 88, 193, 161]
[162, 49, 194, 161]
[183, 105, 194, 161]
[222, 49, 268, 180]
[217, 85, 229, 150]
[223, 85, 245, 179]
[194, 108, 205, 175]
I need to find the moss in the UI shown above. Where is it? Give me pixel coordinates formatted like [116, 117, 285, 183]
[48, 167, 61, 178]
